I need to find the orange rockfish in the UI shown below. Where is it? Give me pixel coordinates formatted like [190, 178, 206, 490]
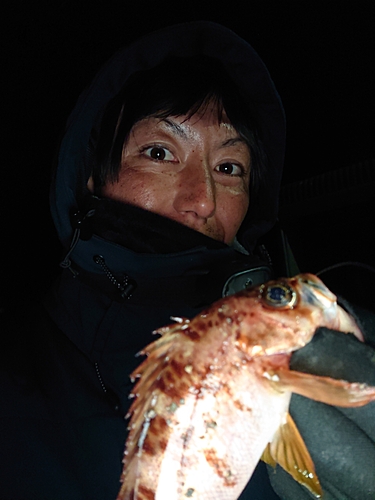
[117, 273, 375, 499]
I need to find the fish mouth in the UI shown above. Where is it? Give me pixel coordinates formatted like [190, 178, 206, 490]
[297, 273, 337, 310]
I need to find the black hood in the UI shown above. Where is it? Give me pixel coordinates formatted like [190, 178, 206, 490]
[51, 21, 285, 259]
[44, 21, 286, 415]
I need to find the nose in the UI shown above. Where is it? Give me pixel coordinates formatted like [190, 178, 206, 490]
[173, 160, 216, 220]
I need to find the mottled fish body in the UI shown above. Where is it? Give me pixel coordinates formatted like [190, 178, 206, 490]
[117, 274, 375, 499]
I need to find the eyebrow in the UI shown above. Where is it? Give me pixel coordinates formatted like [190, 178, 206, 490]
[159, 118, 248, 149]
[160, 118, 189, 140]
[220, 137, 248, 148]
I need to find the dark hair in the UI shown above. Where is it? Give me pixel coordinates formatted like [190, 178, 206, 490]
[91, 55, 267, 197]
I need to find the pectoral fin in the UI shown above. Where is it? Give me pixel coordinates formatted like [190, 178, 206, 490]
[267, 368, 375, 407]
[262, 413, 322, 498]
[262, 368, 375, 497]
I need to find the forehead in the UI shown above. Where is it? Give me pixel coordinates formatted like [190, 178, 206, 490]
[130, 103, 244, 144]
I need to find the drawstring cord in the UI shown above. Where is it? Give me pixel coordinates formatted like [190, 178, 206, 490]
[59, 227, 81, 274]
[59, 208, 96, 274]
[58, 206, 136, 300]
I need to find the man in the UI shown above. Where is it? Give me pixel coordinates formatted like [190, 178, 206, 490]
[1, 21, 374, 499]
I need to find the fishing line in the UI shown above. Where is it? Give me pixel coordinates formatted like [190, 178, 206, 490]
[316, 261, 375, 277]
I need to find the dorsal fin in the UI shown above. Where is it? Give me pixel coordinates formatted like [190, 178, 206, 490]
[117, 318, 196, 499]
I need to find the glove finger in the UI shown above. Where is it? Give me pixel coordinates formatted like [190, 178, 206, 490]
[293, 396, 375, 498]
[269, 396, 375, 499]
[290, 327, 375, 385]
[270, 329, 375, 498]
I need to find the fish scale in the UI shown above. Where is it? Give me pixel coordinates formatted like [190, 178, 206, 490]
[154, 363, 291, 499]
[117, 274, 375, 499]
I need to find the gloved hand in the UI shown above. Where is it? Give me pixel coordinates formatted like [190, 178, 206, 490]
[267, 303, 375, 500]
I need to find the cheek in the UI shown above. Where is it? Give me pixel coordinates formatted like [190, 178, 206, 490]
[124, 178, 152, 207]
[101, 171, 172, 213]
[219, 193, 249, 243]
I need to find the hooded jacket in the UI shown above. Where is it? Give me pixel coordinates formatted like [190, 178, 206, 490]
[0, 22, 285, 499]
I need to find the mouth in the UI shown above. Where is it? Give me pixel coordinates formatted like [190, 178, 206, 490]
[297, 274, 337, 309]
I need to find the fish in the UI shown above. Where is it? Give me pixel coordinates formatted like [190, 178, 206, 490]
[117, 273, 375, 500]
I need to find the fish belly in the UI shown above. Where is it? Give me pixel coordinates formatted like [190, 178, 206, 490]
[155, 369, 291, 500]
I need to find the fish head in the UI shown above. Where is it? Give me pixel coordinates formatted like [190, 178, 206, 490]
[233, 273, 345, 356]
[258, 273, 362, 340]
[260, 273, 336, 311]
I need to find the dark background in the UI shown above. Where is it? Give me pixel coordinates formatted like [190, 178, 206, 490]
[3, 1, 375, 306]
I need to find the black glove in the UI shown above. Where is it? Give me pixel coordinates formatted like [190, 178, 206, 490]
[267, 304, 375, 500]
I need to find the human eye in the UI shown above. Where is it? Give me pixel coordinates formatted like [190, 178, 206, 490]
[215, 162, 244, 176]
[142, 145, 175, 162]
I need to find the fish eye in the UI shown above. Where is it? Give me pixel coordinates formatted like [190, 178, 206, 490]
[262, 283, 297, 309]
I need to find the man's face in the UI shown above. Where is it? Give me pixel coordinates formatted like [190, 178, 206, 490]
[100, 104, 251, 244]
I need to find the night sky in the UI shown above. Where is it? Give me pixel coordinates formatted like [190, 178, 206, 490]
[3, 1, 375, 304]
